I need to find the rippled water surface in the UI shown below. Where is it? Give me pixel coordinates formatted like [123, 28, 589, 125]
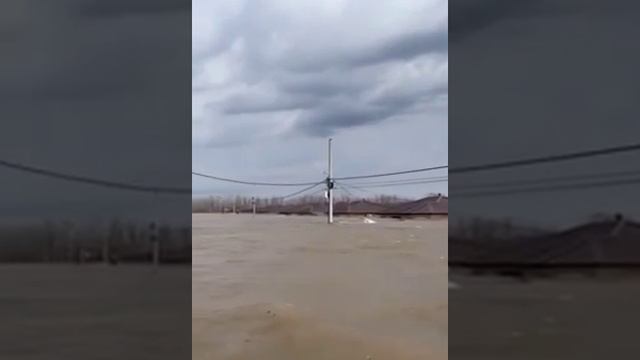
[193, 214, 448, 360]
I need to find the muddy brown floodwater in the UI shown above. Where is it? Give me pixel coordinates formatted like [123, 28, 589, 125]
[449, 272, 640, 359]
[192, 214, 448, 360]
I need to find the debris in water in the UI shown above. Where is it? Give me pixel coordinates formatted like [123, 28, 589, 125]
[364, 218, 377, 224]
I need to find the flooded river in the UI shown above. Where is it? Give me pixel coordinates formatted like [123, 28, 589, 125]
[450, 272, 640, 359]
[1, 264, 191, 359]
[192, 214, 448, 360]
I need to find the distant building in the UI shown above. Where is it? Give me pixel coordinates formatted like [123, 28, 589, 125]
[380, 194, 448, 219]
[450, 214, 640, 267]
[333, 200, 388, 216]
[244, 194, 449, 218]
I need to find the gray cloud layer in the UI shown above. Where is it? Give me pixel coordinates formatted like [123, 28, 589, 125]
[192, 0, 448, 198]
[1, 0, 191, 223]
[193, 0, 448, 146]
[450, 0, 640, 225]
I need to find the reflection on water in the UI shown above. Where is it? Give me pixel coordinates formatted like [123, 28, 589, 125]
[192, 214, 448, 360]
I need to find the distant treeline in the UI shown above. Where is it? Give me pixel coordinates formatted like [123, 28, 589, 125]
[449, 213, 624, 241]
[192, 194, 408, 213]
[450, 217, 548, 241]
[0, 220, 190, 264]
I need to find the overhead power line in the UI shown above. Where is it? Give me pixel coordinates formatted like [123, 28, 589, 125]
[192, 171, 320, 187]
[335, 178, 447, 191]
[334, 183, 356, 197]
[280, 181, 325, 199]
[336, 182, 377, 196]
[278, 187, 326, 203]
[452, 168, 640, 191]
[342, 178, 448, 189]
[344, 175, 449, 187]
[451, 142, 640, 174]
[0, 159, 190, 194]
[456, 176, 640, 198]
[334, 165, 448, 180]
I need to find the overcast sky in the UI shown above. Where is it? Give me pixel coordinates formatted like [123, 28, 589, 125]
[1, 1, 191, 224]
[449, 0, 640, 227]
[192, 0, 449, 200]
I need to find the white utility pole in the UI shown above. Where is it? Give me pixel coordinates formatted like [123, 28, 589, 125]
[327, 138, 334, 224]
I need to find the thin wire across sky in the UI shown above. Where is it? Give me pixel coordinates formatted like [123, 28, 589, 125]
[0, 159, 190, 194]
[3, 141, 640, 198]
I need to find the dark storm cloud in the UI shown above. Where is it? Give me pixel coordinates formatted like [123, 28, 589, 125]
[293, 81, 448, 137]
[371, 83, 448, 110]
[193, 0, 448, 199]
[216, 70, 446, 137]
[349, 28, 448, 67]
[449, 0, 576, 42]
[278, 74, 368, 98]
[217, 70, 374, 116]
[450, 0, 640, 225]
[295, 102, 400, 137]
[279, 26, 448, 74]
[220, 94, 314, 115]
[1, 0, 191, 221]
[193, 0, 448, 146]
[450, 0, 528, 42]
[207, 44, 445, 138]
[77, 0, 190, 17]
[2, 1, 189, 102]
